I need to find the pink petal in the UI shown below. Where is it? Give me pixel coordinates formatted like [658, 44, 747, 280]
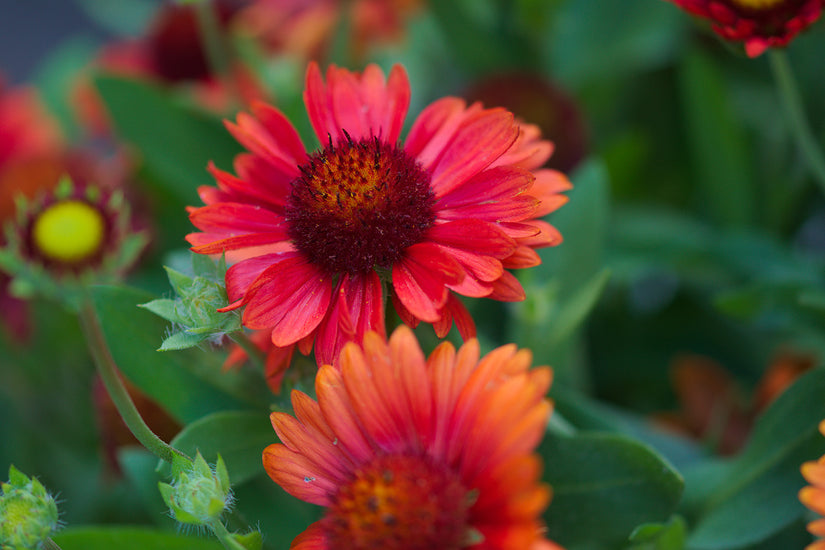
[314, 272, 385, 367]
[304, 62, 337, 144]
[189, 231, 289, 255]
[188, 202, 285, 233]
[487, 271, 526, 302]
[223, 252, 296, 303]
[225, 103, 305, 178]
[262, 444, 337, 506]
[427, 108, 520, 197]
[405, 97, 473, 170]
[316, 365, 375, 463]
[241, 257, 333, 346]
[391, 242, 464, 323]
[436, 165, 534, 208]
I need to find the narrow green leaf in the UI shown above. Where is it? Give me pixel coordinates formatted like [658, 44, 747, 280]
[627, 516, 687, 550]
[686, 369, 825, 549]
[94, 75, 242, 203]
[679, 48, 754, 228]
[542, 432, 684, 548]
[140, 298, 187, 325]
[52, 527, 223, 550]
[159, 330, 211, 351]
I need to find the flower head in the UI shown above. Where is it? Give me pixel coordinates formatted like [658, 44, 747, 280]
[665, 0, 823, 56]
[262, 325, 559, 549]
[0, 176, 147, 309]
[188, 62, 570, 366]
[800, 420, 825, 549]
[0, 465, 59, 549]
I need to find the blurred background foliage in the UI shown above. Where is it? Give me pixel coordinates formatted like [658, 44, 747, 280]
[1, 0, 825, 548]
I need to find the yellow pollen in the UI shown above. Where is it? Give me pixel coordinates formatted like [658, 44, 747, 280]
[32, 200, 106, 263]
[728, 0, 786, 10]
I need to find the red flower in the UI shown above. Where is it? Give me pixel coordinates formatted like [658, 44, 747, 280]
[188, 62, 570, 365]
[263, 325, 560, 550]
[665, 0, 823, 56]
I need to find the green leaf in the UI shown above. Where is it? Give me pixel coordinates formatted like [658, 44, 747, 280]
[52, 527, 223, 550]
[542, 432, 684, 549]
[118, 448, 176, 529]
[94, 75, 242, 204]
[627, 516, 687, 550]
[685, 368, 825, 549]
[141, 298, 188, 325]
[158, 411, 275, 486]
[546, 0, 686, 87]
[159, 330, 212, 351]
[88, 285, 260, 422]
[678, 48, 754, 229]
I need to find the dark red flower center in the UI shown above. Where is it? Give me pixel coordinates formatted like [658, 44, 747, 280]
[286, 136, 435, 275]
[324, 454, 471, 550]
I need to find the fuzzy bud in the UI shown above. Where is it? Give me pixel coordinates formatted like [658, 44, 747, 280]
[0, 465, 59, 549]
[158, 452, 232, 525]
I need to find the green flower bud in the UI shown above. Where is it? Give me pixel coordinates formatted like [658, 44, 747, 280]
[159, 452, 232, 526]
[0, 465, 59, 550]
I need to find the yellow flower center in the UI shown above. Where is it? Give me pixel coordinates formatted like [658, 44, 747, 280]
[324, 455, 471, 550]
[32, 200, 106, 264]
[728, 0, 786, 10]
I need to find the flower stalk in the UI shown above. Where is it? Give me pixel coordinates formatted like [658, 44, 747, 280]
[79, 299, 189, 466]
[769, 49, 825, 196]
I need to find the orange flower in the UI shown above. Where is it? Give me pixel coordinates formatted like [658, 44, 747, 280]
[800, 420, 825, 549]
[262, 326, 560, 549]
[664, 0, 823, 57]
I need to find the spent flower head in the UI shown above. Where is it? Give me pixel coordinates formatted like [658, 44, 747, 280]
[0, 465, 59, 550]
[0, 175, 147, 310]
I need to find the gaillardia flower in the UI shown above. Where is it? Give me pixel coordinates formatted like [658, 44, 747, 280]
[263, 325, 559, 549]
[188, 62, 570, 365]
[800, 420, 825, 549]
[0, 176, 146, 308]
[665, 0, 823, 57]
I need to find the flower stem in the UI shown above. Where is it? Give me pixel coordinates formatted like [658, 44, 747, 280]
[79, 300, 188, 465]
[195, 1, 230, 78]
[768, 49, 825, 195]
[43, 539, 63, 550]
[207, 518, 245, 550]
[228, 330, 266, 374]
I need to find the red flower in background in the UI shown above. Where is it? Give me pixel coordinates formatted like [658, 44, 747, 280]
[263, 326, 560, 550]
[665, 0, 823, 56]
[188, 62, 570, 367]
[0, 81, 64, 341]
[236, 0, 421, 61]
[800, 420, 825, 550]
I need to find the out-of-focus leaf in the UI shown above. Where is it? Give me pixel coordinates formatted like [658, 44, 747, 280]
[53, 527, 223, 550]
[89, 285, 268, 422]
[552, 389, 705, 471]
[118, 448, 176, 529]
[685, 368, 825, 549]
[541, 432, 684, 549]
[546, 0, 686, 87]
[679, 48, 754, 229]
[158, 411, 274, 486]
[94, 75, 242, 203]
[627, 515, 687, 550]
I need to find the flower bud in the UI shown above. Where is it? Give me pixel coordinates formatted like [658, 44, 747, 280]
[158, 452, 232, 525]
[0, 465, 59, 549]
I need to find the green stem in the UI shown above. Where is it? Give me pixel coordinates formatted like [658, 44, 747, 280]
[207, 518, 244, 550]
[79, 300, 188, 465]
[43, 539, 63, 550]
[769, 49, 825, 195]
[195, 1, 231, 78]
[228, 330, 266, 374]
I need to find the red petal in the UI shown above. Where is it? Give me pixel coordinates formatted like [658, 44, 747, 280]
[488, 271, 526, 302]
[391, 243, 464, 323]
